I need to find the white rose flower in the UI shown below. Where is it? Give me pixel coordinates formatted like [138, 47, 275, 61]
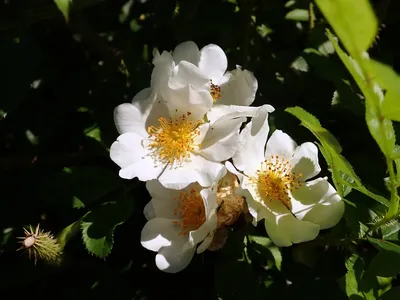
[151, 41, 258, 107]
[110, 85, 245, 190]
[140, 167, 226, 273]
[228, 112, 345, 247]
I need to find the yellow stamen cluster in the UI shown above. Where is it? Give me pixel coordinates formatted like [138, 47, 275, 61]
[210, 79, 221, 102]
[173, 188, 206, 236]
[147, 112, 201, 165]
[251, 155, 302, 209]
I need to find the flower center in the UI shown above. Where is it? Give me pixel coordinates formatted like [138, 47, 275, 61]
[173, 188, 206, 236]
[147, 112, 202, 165]
[210, 79, 221, 102]
[251, 155, 302, 209]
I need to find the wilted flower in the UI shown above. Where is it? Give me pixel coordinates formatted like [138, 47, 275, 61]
[229, 112, 345, 247]
[17, 224, 62, 265]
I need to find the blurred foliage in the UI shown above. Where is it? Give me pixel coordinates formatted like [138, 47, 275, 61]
[2, 0, 400, 299]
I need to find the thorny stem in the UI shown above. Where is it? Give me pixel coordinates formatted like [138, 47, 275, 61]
[386, 157, 399, 218]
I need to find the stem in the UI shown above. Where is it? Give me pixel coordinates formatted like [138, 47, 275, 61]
[386, 157, 398, 217]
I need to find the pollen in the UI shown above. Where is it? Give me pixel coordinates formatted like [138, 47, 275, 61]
[147, 112, 202, 165]
[251, 155, 302, 210]
[173, 188, 206, 236]
[210, 79, 221, 102]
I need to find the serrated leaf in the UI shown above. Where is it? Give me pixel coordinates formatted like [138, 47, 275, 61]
[339, 254, 377, 299]
[54, 0, 72, 22]
[286, 104, 390, 208]
[367, 251, 400, 277]
[368, 237, 400, 253]
[81, 197, 134, 258]
[315, 0, 378, 58]
[369, 60, 400, 122]
[327, 31, 396, 158]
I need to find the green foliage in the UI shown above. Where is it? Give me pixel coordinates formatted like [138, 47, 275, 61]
[367, 251, 400, 277]
[3, 0, 400, 298]
[315, 0, 378, 58]
[81, 197, 134, 258]
[54, 0, 72, 22]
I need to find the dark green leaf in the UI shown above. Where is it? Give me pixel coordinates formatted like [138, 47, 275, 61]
[368, 237, 400, 253]
[381, 286, 400, 300]
[367, 251, 400, 277]
[81, 197, 134, 258]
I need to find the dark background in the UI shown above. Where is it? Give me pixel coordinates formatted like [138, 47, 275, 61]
[1, 0, 400, 299]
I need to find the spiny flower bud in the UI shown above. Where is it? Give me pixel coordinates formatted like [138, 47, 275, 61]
[17, 224, 62, 265]
[208, 172, 246, 251]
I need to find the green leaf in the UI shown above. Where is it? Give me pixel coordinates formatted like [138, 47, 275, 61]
[57, 220, 81, 250]
[285, 9, 309, 21]
[315, 0, 378, 58]
[368, 237, 400, 254]
[81, 197, 134, 258]
[41, 166, 124, 209]
[54, 0, 72, 22]
[248, 235, 282, 271]
[327, 31, 396, 158]
[339, 254, 377, 299]
[381, 286, 400, 300]
[367, 251, 400, 277]
[369, 60, 400, 122]
[215, 229, 265, 299]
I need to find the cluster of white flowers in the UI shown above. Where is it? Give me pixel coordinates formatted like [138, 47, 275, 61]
[110, 41, 345, 273]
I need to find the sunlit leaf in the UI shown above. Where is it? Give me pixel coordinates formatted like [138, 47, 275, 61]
[368, 237, 400, 253]
[285, 9, 309, 21]
[315, 0, 378, 58]
[54, 0, 72, 22]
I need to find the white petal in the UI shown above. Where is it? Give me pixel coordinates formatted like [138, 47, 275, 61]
[200, 117, 245, 161]
[291, 142, 321, 181]
[110, 132, 144, 167]
[144, 180, 182, 220]
[140, 218, 181, 252]
[114, 103, 146, 136]
[159, 154, 225, 189]
[164, 84, 213, 121]
[263, 200, 320, 247]
[172, 41, 200, 65]
[155, 239, 196, 273]
[265, 130, 297, 160]
[218, 68, 258, 106]
[114, 88, 154, 136]
[207, 104, 274, 124]
[200, 130, 241, 162]
[291, 177, 344, 229]
[151, 51, 174, 88]
[199, 44, 227, 81]
[168, 61, 209, 90]
[232, 105, 273, 175]
[109, 133, 165, 181]
[196, 233, 214, 254]
[241, 176, 266, 224]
